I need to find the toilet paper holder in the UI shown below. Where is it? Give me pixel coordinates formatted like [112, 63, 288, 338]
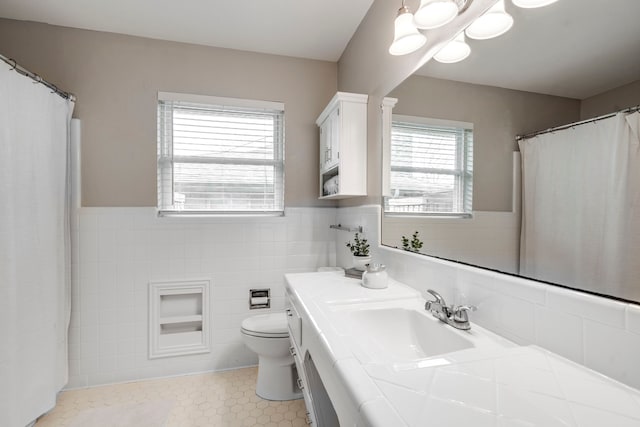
[249, 288, 271, 309]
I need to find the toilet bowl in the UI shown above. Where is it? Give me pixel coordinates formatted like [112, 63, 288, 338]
[241, 312, 302, 401]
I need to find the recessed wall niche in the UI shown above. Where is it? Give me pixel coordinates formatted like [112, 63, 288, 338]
[149, 279, 211, 359]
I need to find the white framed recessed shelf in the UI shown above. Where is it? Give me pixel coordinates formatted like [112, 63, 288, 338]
[149, 279, 210, 359]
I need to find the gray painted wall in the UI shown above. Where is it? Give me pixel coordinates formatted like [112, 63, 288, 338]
[2, 8, 635, 209]
[581, 79, 640, 120]
[336, 0, 637, 210]
[390, 75, 580, 211]
[336, 0, 498, 207]
[0, 18, 337, 207]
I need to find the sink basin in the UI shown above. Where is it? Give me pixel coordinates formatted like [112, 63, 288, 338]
[339, 307, 474, 362]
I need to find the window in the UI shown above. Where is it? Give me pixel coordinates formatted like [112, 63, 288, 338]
[385, 116, 473, 215]
[157, 93, 284, 214]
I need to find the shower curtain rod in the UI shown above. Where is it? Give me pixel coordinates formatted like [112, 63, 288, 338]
[1, 53, 76, 102]
[516, 104, 640, 141]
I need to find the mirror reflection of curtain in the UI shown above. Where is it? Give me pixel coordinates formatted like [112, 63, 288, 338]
[519, 112, 640, 301]
[0, 66, 74, 426]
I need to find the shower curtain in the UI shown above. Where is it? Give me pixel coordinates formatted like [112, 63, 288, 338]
[519, 112, 640, 300]
[0, 66, 74, 426]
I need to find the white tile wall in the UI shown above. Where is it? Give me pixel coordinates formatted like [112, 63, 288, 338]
[70, 203, 640, 393]
[334, 205, 383, 270]
[338, 205, 640, 391]
[69, 207, 337, 388]
[627, 305, 640, 335]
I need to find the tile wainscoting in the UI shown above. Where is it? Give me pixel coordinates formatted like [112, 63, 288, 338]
[69, 207, 337, 388]
[69, 204, 640, 391]
[337, 205, 640, 390]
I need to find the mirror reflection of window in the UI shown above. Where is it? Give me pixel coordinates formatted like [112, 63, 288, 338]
[385, 115, 473, 216]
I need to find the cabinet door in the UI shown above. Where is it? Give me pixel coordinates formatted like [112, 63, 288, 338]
[327, 107, 340, 169]
[320, 107, 340, 172]
[319, 118, 330, 171]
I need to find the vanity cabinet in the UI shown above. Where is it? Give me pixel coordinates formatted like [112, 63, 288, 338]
[286, 296, 317, 426]
[286, 290, 341, 427]
[316, 92, 368, 199]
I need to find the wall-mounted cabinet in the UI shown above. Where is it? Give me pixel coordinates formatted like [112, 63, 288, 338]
[316, 92, 368, 199]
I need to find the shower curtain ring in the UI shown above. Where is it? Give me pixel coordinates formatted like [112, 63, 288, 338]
[9, 58, 17, 70]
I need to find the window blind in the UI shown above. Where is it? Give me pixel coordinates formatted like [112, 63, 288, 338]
[157, 98, 284, 214]
[385, 120, 473, 215]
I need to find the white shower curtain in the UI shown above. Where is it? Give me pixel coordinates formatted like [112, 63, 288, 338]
[0, 66, 74, 426]
[519, 112, 640, 300]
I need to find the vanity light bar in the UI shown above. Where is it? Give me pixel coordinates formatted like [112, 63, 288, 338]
[389, 0, 561, 58]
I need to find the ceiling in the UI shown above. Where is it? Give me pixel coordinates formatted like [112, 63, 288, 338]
[0, 0, 374, 61]
[2, 0, 638, 99]
[417, 0, 640, 99]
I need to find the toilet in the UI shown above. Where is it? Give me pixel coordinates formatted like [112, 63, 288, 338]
[241, 312, 302, 401]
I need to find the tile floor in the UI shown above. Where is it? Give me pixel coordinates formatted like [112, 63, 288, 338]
[36, 367, 309, 427]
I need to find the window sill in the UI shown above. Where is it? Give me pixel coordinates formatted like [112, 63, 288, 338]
[157, 210, 285, 218]
[383, 212, 473, 219]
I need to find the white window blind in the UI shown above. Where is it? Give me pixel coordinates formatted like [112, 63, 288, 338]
[385, 118, 473, 215]
[157, 94, 284, 214]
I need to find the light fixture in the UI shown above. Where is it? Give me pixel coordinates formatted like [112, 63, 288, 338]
[389, 1, 427, 56]
[414, 0, 459, 30]
[434, 32, 471, 63]
[389, 0, 556, 63]
[465, 0, 514, 40]
[512, 0, 559, 8]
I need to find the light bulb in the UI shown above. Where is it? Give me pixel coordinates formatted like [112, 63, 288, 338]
[389, 6, 427, 56]
[434, 33, 471, 63]
[465, 0, 514, 40]
[414, 0, 459, 30]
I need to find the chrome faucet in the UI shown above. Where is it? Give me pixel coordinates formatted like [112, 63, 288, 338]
[425, 290, 450, 323]
[425, 289, 476, 330]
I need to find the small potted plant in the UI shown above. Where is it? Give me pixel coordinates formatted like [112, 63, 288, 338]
[346, 232, 371, 271]
[401, 231, 424, 253]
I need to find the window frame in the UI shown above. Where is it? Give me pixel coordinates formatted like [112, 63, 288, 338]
[384, 115, 473, 217]
[157, 92, 285, 216]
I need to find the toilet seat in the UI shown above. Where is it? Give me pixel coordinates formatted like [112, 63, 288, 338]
[241, 312, 289, 338]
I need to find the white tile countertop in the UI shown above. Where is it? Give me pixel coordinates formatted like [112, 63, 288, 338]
[285, 272, 640, 427]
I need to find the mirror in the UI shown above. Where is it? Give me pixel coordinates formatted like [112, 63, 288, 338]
[380, 0, 640, 302]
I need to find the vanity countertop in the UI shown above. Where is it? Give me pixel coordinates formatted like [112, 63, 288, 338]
[285, 272, 640, 427]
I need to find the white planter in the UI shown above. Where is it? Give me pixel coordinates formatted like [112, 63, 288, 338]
[352, 255, 371, 271]
[362, 264, 389, 289]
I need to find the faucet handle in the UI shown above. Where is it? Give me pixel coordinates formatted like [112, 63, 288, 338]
[426, 289, 446, 304]
[425, 290, 450, 319]
[452, 305, 477, 322]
